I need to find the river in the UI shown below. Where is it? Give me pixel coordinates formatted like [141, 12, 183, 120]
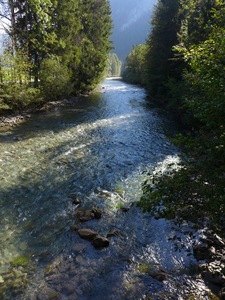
[0, 79, 214, 299]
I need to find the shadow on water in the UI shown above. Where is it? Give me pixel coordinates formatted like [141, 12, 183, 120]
[0, 79, 213, 299]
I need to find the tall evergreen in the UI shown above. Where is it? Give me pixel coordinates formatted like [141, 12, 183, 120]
[145, 0, 180, 98]
[13, 0, 57, 85]
[72, 0, 112, 92]
[123, 44, 148, 85]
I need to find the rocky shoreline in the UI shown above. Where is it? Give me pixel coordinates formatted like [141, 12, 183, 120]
[0, 97, 80, 128]
[70, 195, 225, 299]
[193, 231, 225, 299]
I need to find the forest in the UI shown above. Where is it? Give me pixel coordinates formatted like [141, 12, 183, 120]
[123, 0, 225, 253]
[0, 0, 112, 112]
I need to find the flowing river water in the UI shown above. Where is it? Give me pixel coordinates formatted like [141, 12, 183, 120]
[0, 79, 215, 299]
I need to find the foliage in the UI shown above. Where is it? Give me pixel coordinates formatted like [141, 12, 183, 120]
[71, 0, 112, 93]
[138, 0, 225, 229]
[0, 49, 32, 84]
[0, 0, 112, 114]
[139, 133, 225, 226]
[39, 56, 72, 100]
[180, 29, 225, 130]
[145, 0, 181, 98]
[122, 44, 148, 85]
[3, 84, 42, 110]
[106, 53, 122, 77]
[11, 256, 30, 267]
[0, 50, 42, 112]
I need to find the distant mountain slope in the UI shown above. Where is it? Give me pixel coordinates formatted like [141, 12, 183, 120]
[109, 0, 156, 60]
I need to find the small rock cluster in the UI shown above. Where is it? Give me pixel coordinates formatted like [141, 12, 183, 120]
[193, 233, 225, 299]
[0, 114, 31, 127]
[70, 197, 118, 249]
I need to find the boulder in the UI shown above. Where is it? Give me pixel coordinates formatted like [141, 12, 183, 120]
[77, 229, 98, 241]
[92, 237, 110, 249]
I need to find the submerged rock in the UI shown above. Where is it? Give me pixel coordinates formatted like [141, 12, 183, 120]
[91, 208, 102, 219]
[37, 286, 59, 300]
[120, 206, 130, 212]
[72, 197, 80, 205]
[107, 230, 119, 238]
[76, 208, 102, 222]
[92, 237, 110, 249]
[77, 229, 98, 241]
[70, 225, 79, 231]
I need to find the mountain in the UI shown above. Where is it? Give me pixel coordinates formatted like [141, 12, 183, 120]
[109, 0, 156, 61]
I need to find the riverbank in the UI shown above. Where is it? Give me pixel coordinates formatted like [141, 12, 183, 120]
[0, 97, 81, 128]
[138, 147, 225, 299]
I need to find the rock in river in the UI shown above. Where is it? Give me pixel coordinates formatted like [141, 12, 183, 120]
[92, 237, 110, 249]
[76, 207, 102, 222]
[77, 229, 98, 241]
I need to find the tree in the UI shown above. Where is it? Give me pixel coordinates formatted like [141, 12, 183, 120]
[106, 53, 122, 77]
[39, 56, 72, 100]
[71, 0, 112, 93]
[122, 44, 148, 85]
[178, 1, 225, 130]
[0, 0, 112, 111]
[145, 0, 180, 98]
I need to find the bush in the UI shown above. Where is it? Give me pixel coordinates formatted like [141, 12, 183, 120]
[4, 84, 42, 110]
[39, 56, 72, 100]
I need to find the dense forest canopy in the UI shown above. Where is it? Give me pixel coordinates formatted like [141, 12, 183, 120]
[0, 0, 112, 112]
[123, 0, 225, 129]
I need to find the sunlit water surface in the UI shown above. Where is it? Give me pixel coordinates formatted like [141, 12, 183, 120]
[0, 79, 213, 299]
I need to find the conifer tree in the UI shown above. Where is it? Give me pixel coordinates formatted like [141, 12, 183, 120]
[145, 0, 180, 97]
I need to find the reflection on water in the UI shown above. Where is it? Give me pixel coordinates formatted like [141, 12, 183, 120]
[0, 79, 213, 299]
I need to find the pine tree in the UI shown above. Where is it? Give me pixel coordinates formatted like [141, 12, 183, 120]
[145, 0, 180, 97]
[71, 0, 112, 93]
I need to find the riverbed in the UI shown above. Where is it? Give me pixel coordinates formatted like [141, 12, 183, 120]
[0, 79, 215, 299]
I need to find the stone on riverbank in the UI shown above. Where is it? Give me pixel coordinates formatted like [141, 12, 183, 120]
[199, 261, 225, 285]
[194, 231, 225, 297]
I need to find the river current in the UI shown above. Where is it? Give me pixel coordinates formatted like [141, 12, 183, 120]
[0, 79, 214, 299]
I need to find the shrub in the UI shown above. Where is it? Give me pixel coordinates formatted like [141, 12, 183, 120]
[39, 56, 72, 100]
[4, 84, 42, 110]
